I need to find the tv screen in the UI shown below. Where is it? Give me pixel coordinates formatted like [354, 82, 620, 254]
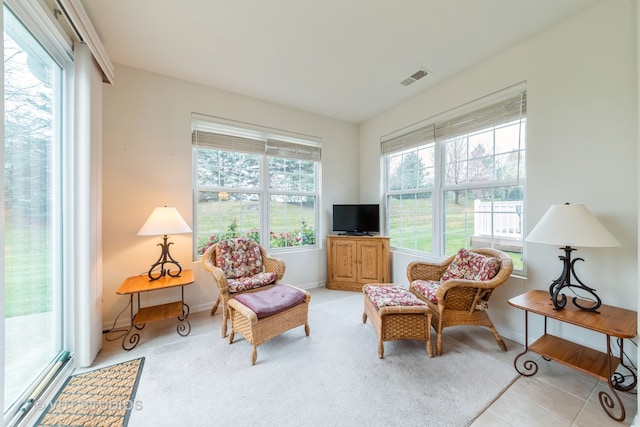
[332, 204, 380, 235]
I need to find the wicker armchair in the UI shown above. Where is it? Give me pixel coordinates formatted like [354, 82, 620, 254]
[406, 248, 513, 355]
[202, 237, 285, 337]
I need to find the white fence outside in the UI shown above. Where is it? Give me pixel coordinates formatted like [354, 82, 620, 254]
[473, 200, 523, 238]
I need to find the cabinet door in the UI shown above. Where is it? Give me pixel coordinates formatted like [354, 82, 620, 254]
[357, 240, 385, 283]
[330, 239, 357, 283]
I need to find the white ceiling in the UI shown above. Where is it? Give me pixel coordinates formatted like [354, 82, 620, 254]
[80, 0, 601, 124]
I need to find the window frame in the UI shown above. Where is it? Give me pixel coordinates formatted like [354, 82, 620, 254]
[192, 115, 321, 257]
[382, 83, 526, 272]
[3, 0, 75, 422]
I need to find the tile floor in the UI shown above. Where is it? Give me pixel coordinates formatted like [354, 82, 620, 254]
[470, 346, 637, 427]
[93, 287, 637, 427]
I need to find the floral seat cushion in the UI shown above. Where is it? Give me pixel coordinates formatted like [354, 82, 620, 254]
[441, 248, 501, 282]
[410, 280, 440, 304]
[215, 237, 264, 279]
[363, 284, 427, 309]
[411, 279, 490, 311]
[228, 273, 278, 293]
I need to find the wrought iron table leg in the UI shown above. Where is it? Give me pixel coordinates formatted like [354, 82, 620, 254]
[611, 338, 637, 393]
[514, 310, 539, 376]
[598, 335, 630, 421]
[177, 318, 191, 336]
[177, 287, 191, 336]
[177, 301, 191, 336]
[122, 294, 141, 350]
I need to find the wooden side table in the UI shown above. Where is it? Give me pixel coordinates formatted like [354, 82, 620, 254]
[509, 290, 637, 421]
[116, 270, 195, 350]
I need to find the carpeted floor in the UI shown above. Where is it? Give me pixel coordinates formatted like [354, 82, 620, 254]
[37, 357, 144, 427]
[123, 292, 520, 427]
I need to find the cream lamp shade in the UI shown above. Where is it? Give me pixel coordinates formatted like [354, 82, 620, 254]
[138, 206, 192, 236]
[525, 203, 619, 248]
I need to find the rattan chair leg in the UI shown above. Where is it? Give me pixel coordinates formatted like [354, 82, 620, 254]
[304, 323, 310, 336]
[210, 295, 221, 316]
[221, 306, 229, 338]
[251, 347, 257, 365]
[489, 325, 508, 351]
[378, 340, 384, 359]
[426, 325, 434, 357]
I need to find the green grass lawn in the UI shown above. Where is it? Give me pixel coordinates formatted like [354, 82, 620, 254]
[4, 224, 52, 318]
[7, 199, 523, 317]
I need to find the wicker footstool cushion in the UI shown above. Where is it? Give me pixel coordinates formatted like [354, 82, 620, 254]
[362, 283, 433, 359]
[228, 284, 311, 365]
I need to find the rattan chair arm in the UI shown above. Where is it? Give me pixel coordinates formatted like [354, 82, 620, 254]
[435, 279, 491, 310]
[201, 244, 230, 292]
[202, 244, 217, 272]
[406, 256, 454, 282]
[210, 267, 230, 293]
[228, 299, 259, 323]
[438, 278, 492, 293]
[260, 246, 286, 280]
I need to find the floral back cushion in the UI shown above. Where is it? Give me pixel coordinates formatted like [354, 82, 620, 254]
[441, 248, 501, 282]
[215, 238, 263, 279]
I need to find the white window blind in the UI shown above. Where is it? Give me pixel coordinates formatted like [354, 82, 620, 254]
[381, 125, 435, 155]
[266, 138, 321, 161]
[435, 91, 527, 141]
[382, 82, 527, 153]
[192, 117, 321, 160]
[192, 130, 265, 155]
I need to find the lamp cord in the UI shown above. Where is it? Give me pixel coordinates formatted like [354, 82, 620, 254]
[563, 285, 597, 306]
[103, 299, 133, 341]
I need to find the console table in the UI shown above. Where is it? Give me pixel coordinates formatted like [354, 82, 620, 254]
[116, 269, 194, 350]
[509, 290, 637, 421]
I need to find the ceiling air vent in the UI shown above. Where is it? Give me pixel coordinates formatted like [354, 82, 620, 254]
[400, 68, 429, 87]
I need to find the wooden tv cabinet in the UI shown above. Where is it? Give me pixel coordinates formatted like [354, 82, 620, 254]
[326, 235, 390, 292]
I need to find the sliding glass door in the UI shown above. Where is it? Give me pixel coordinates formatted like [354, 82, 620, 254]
[3, 4, 64, 412]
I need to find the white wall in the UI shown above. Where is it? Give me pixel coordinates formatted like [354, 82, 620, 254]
[101, 66, 360, 328]
[361, 0, 637, 353]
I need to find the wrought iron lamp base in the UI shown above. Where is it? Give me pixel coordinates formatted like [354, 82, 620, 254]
[147, 235, 183, 281]
[549, 245, 601, 312]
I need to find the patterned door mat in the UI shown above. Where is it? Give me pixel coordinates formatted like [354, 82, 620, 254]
[37, 357, 144, 427]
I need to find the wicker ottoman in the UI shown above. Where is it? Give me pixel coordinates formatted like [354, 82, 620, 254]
[362, 283, 433, 359]
[227, 284, 311, 365]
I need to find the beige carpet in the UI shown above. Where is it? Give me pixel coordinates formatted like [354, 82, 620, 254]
[127, 292, 520, 427]
[37, 357, 144, 427]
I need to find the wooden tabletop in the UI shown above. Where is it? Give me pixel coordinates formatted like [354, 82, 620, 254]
[508, 290, 637, 339]
[116, 269, 195, 295]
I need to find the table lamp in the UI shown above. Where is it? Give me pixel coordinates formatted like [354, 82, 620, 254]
[138, 206, 192, 281]
[525, 203, 619, 312]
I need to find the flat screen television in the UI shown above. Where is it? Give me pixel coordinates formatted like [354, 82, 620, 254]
[332, 204, 380, 236]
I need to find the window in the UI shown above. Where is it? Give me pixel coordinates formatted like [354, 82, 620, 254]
[4, 2, 67, 414]
[192, 116, 320, 255]
[383, 84, 526, 270]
